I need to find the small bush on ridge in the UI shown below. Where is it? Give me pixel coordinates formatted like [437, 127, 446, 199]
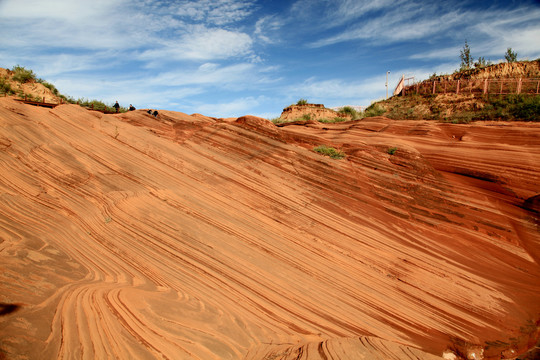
[313, 145, 346, 159]
[339, 106, 361, 119]
[11, 65, 37, 83]
[364, 103, 386, 117]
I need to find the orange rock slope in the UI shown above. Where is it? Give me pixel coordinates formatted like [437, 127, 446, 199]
[0, 97, 539, 360]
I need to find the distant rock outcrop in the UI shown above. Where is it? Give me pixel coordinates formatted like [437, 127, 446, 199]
[280, 103, 351, 121]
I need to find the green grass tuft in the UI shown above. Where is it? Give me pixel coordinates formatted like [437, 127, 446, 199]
[339, 106, 362, 120]
[364, 103, 386, 117]
[313, 145, 346, 159]
[0, 77, 15, 95]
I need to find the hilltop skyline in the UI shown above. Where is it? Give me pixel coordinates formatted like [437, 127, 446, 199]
[1, 0, 539, 118]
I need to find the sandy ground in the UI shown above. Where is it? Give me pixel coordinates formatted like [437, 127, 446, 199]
[0, 97, 539, 359]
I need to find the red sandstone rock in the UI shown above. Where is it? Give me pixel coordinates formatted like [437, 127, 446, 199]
[0, 97, 539, 360]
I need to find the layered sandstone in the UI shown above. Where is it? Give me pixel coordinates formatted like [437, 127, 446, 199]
[0, 97, 539, 359]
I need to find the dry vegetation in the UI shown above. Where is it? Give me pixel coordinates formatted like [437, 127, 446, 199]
[0, 65, 127, 112]
[367, 60, 540, 122]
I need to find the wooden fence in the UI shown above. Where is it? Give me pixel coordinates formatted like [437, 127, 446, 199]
[400, 78, 540, 96]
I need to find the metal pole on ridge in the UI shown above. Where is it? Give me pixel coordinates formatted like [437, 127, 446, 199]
[386, 71, 390, 99]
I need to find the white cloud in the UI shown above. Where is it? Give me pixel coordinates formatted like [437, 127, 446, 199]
[52, 73, 205, 109]
[137, 26, 254, 61]
[2, 0, 539, 119]
[309, 2, 463, 47]
[191, 96, 263, 118]
[255, 16, 283, 44]
[179, 28, 253, 60]
[0, 0, 119, 21]
[0, 0, 255, 60]
[333, 0, 399, 18]
[171, 0, 255, 25]
[0, 0, 156, 50]
[409, 6, 540, 61]
[152, 62, 257, 87]
[301, 0, 540, 58]
[289, 77, 383, 104]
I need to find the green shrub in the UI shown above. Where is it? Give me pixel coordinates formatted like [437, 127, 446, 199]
[40, 81, 59, 95]
[318, 117, 348, 123]
[313, 145, 345, 159]
[76, 98, 126, 113]
[271, 117, 287, 124]
[0, 77, 15, 95]
[364, 103, 386, 117]
[11, 65, 37, 83]
[339, 106, 360, 119]
[62, 95, 77, 104]
[487, 94, 540, 121]
[387, 147, 398, 155]
[296, 98, 308, 105]
[509, 95, 540, 121]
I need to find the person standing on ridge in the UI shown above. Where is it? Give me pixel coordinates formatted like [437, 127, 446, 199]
[113, 101, 120, 113]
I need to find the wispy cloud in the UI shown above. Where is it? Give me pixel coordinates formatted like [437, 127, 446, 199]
[1, 0, 539, 118]
[254, 16, 283, 44]
[286, 76, 389, 108]
[153, 63, 257, 87]
[410, 5, 540, 61]
[190, 96, 265, 118]
[307, 2, 464, 47]
[138, 27, 253, 61]
[166, 0, 256, 25]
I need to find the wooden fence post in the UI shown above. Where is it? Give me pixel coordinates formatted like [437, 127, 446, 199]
[432, 81, 436, 94]
[456, 80, 460, 94]
[483, 79, 488, 94]
[517, 78, 522, 94]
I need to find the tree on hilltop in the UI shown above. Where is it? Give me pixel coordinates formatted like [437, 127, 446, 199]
[504, 48, 518, 63]
[459, 40, 473, 71]
[474, 57, 488, 68]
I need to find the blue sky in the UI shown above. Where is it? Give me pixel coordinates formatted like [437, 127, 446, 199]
[1, 0, 539, 119]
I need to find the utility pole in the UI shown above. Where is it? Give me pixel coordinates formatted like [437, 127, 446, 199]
[386, 71, 390, 99]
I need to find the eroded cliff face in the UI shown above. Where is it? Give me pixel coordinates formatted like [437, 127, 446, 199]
[280, 103, 351, 121]
[0, 68, 62, 103]
[0, 97, 539, 360]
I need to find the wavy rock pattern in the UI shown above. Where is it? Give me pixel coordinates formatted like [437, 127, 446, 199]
[0, 98, 539, 359]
